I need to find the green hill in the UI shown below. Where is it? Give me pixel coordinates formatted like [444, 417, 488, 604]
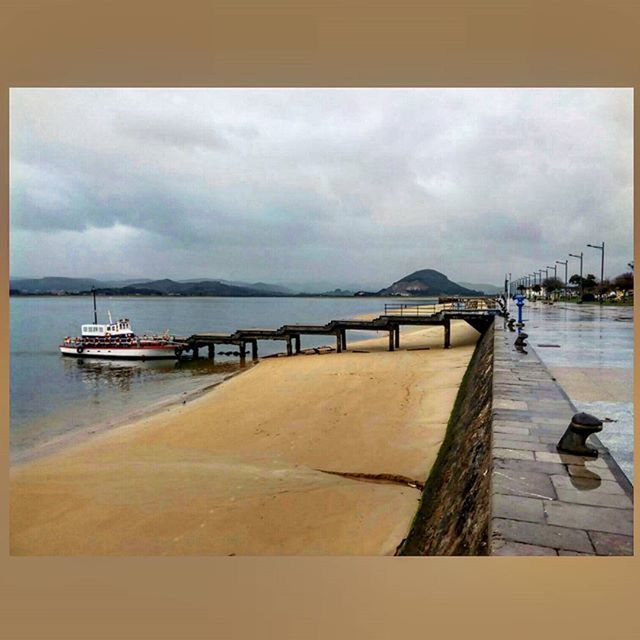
[377, 269, 483, 296]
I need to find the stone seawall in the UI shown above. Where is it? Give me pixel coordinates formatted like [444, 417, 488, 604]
[399, 324, 494, 555]
[399, 317, 633, 557]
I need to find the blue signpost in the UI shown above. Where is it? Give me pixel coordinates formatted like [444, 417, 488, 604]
[515, 294, 525, 333]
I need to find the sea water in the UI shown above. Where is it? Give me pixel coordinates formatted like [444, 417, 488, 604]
[10, 295, 434, 459]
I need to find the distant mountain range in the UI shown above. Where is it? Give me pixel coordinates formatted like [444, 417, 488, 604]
[457, 281, 503, 295]
[9, 277, 292, 296]
[10, 271, 496, 297]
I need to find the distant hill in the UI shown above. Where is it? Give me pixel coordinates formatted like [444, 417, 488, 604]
[457, 281, 503, 295]
[377, 269, 483, 296]
[10, 276, 283, 297]
[96, 279, 278, 296]
[9, 277, 102, 293]
[217, 280, 293, 294]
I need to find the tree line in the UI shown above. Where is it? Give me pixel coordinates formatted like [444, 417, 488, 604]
[517, 270, 633, 302]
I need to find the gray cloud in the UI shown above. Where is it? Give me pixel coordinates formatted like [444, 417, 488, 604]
[115, 113, 232, 150]
[10, 88, 633, 285]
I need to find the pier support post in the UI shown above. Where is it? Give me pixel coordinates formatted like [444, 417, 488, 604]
[444, 319, 451, 349]
[239, 342, 246, 366]
[286, 337, 293, 357]
[341, 329, 347, 351]
[294, 335, 301, 354]
[388, 330, 395, 352]
[336, 332, 342, 353]
[394, 326, 400, 348]
[207, 344, 215, 361]
[192, 346, 200, 359]
[251, 340, 258, 362]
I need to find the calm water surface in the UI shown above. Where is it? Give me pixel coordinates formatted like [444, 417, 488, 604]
[10, 296, 433, 458]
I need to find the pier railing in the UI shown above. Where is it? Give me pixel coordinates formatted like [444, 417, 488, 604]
[174, 295, 503, 363]
[383, 297, 500, 316]
[384, 302, 444, 316]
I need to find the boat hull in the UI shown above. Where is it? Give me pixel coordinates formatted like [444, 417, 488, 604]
[59, 345, 178, 360]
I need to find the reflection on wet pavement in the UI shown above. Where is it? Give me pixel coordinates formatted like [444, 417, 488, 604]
[523, 302, 633, 483]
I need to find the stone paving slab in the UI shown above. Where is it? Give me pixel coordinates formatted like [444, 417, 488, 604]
[494, 457, 567, 476]
[588, 531, 634, 556]
[490, 322, 634, 556]
[544, 502, 633, 535]
[492, 518, 594, 553]
[493, 468, 556, 499]
[493, 438, 556, 452]
[493, 448, 535, 461]
[492, 493, 546, 523]
[493, 540, 557, 556]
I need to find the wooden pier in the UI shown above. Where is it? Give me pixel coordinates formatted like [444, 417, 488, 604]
[173, 297, 505, 364]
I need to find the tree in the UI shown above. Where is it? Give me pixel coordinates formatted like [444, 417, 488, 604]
[595, 279, 612, 299]
[614, 272, 634, 299]
[542, 277, 564, 299]
[570, 273, 598, 301]
[583, 274, 597, 291]
[532, 284, 541, 293]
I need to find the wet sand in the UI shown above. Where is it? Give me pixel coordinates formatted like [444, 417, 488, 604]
[10, 321, 480, 555]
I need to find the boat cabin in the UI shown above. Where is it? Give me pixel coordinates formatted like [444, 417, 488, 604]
[81, 318, 134, 337]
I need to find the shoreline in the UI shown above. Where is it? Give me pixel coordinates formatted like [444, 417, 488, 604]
[10, 367, 249, 467]
[11, 321, 481, 555]
[11, 325, 429, 466]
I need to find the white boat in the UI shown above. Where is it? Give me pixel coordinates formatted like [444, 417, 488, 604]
[59, 290, 179, 360]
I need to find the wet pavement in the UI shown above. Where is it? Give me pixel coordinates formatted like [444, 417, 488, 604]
[490, 321, 633, 556]
[514, 301, 633, 484]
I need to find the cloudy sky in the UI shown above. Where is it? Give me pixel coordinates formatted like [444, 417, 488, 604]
[10, 88, 633, 289]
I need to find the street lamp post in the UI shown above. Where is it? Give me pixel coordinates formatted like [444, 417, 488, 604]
[556, 259, 568, 299]
[546, 265, 557, 299]
[587, 241, 605, 303]
[540, 268, 549, 299]
[569, 252, 584, 301]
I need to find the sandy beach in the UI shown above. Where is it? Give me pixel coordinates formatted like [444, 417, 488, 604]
[10, 321, 480, 555]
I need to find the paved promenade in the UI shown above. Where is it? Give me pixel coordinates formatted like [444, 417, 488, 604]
[491, 321, 633, 556]
[522, 301, 633, 482]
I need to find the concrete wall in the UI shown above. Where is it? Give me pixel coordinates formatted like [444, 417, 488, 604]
[399, 323, 494, 555]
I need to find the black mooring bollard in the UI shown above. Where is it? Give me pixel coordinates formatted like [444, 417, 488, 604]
[557, 412, 603, 458]
[514, 331, 528, 351]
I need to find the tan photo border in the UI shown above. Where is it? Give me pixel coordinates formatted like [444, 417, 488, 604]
[1, 1, 638, 638]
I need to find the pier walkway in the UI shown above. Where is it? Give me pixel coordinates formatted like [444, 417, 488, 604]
[173, 297, 503, 363]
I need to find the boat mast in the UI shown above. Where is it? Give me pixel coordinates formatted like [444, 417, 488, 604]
[91, 287, 97, 324]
